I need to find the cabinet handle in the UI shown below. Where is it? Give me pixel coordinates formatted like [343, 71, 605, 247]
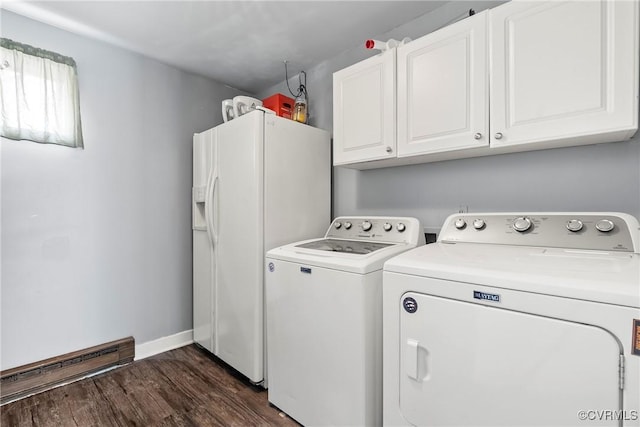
[495, 132, 503, 140]
[474, 133, 482, 140]
[386, 146, 393, 153]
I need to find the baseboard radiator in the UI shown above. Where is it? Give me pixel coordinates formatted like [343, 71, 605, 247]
[0, 337, 135, 405]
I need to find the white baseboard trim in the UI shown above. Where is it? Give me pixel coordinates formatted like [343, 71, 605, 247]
[134, 330, 193, 361]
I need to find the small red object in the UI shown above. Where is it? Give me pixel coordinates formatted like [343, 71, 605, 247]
[262, 93, 295, 119]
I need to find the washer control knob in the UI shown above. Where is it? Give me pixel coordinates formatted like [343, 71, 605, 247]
[334, 222, 342, 229]
[454, 218, 467, 230]
[566, 219, 583, 232]
[595, 219, 615, 233]
[362, 221, 373, 232]
[344, 222, 352, 230]
[473, 219, 486, 230]
[383, 223, 393, 232]
[396, 223, 406, 232]
[512, 217, 532, 233]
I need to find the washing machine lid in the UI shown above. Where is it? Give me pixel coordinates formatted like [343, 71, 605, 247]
[383, 242, 640, 308]
[267, 238, 419, 274]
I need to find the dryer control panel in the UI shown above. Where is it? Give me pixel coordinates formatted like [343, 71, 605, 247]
[439, 212, 640, 253]
[326, 216, 425, 245]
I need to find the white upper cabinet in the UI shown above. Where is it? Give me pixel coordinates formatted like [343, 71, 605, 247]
[333, 48, 396, 165]
[397, 10, 489, 157]
[332, 1, 638, 169]
[490, 0, 639, 149]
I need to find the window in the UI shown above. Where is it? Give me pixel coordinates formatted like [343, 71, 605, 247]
[0, 38, 84, 148]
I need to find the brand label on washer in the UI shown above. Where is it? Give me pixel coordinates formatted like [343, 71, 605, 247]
[633, 319, 640, 356]
[300, 267, 312, 274]
[473, 291, 501, 303]
[268, 262, 275, 272]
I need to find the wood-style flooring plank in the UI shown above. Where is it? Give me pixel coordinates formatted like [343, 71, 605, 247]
[1, 345, 299, 427]
[0, 397, 33, 427]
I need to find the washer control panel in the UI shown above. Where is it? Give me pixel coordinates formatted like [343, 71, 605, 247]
[326, 216, 424, 245]
[439, 213, 639, 253]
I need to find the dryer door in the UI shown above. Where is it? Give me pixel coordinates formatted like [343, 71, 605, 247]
[400, 292, 622, 426]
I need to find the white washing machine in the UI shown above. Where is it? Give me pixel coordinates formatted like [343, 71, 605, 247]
[383, 212, 640, 426]
[266, 216, 425, 426]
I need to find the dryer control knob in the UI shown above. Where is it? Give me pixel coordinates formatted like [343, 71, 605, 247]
[344, 222, 352, 230]
[595, 219, 615, 233]
[566, 219, 583, 232]
[334, 222, 342, 229]
[512, 217, 532, 232]
[396, 223, 406, 232]
[362, 221, 372, 232]
[454, 218, 467, 230]
[473, 219, 486, 230]
[383, 223, 392, 232]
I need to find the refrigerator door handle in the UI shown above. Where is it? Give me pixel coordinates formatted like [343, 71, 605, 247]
[205, 169, 219, 246]
[204, 170, 214, 247]
[210, 174, 219, 244]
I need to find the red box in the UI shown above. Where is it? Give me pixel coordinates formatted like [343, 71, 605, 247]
[262, 93, 294, 119]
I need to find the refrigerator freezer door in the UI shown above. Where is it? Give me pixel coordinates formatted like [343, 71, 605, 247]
[193, 128, 216, 353]
[215, 112, 265, 383]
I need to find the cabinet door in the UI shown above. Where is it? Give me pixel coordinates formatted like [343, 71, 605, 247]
[397, 11, 489, 157]
[333, 49, 396, 165]
[490, 1, 639, 148]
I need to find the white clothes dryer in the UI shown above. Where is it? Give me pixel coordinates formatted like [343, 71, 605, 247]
[383, 212, 640, 427]
[266, 216, 425, 427]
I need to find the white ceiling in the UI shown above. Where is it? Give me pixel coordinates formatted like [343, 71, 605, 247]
[2, 1, 446, 93]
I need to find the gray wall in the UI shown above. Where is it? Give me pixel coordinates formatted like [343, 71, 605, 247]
[259, 1, 640, 229]
[1, 11, 244, 370]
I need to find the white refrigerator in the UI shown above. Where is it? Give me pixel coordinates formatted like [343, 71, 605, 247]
[192, 110, 330, 385]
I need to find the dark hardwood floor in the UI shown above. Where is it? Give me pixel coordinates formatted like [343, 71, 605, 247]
[1, 345, 299, 426]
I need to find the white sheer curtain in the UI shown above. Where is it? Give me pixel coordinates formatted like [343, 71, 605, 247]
[0, 38, 83, 148]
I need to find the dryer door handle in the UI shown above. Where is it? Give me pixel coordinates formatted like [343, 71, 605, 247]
[405, 338, 430, 382]
[406, 339, 419, 380]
